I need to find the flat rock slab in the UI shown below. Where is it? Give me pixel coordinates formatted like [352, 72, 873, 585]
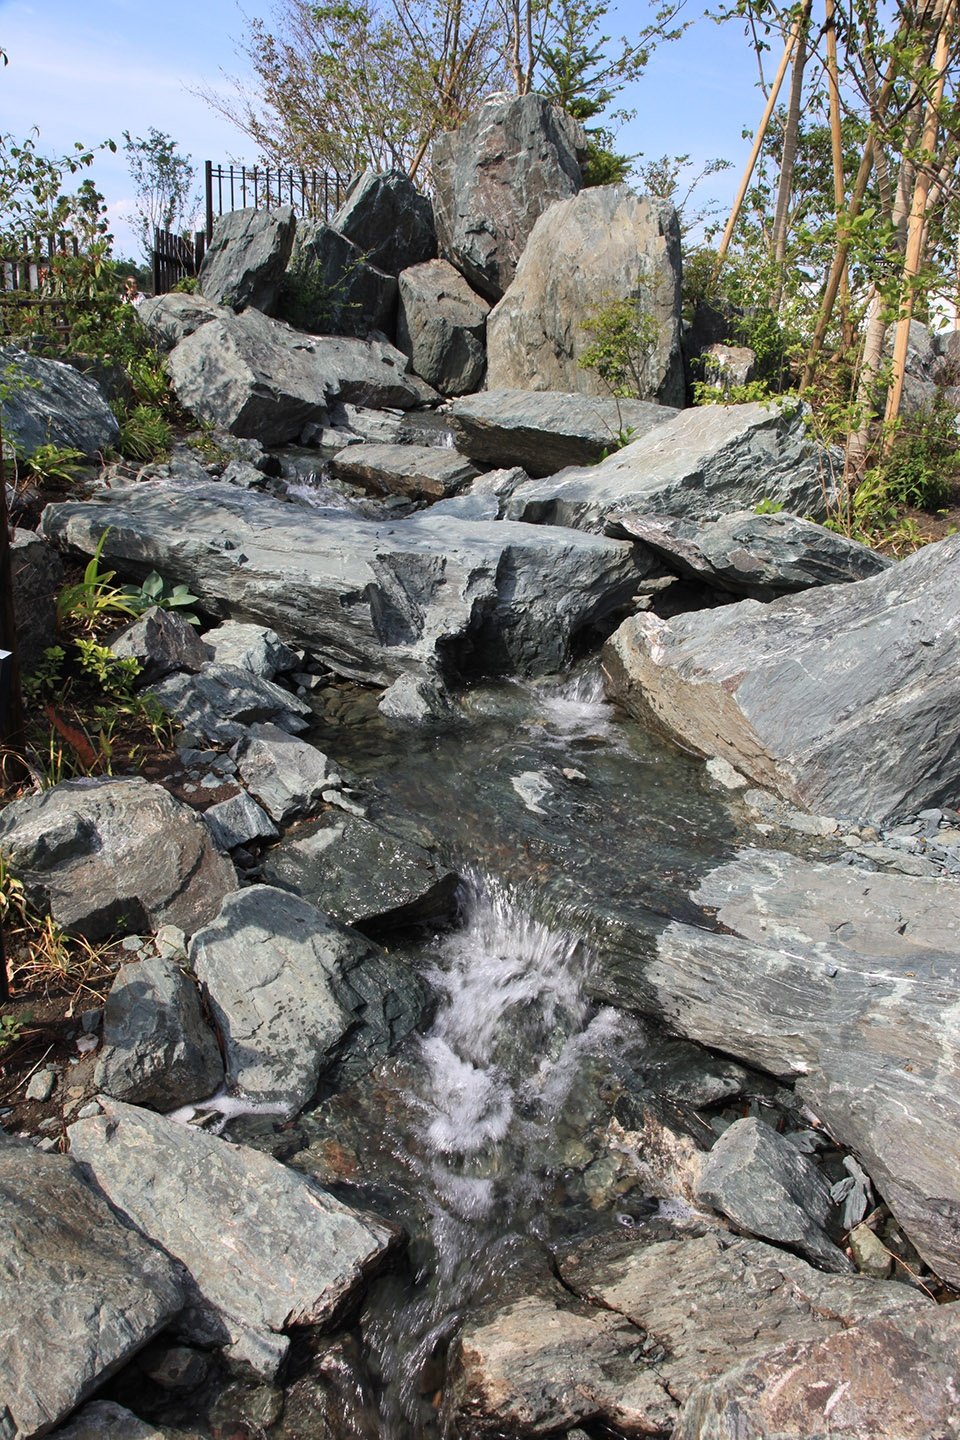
[68, 1100, 398, 1379]
[612, 509, 891, 597]
[506, 401, 828, 531]
[602, 530, 960, 820]
[331, 443, 479, 500]
[450, 390, 677, 478]
[42, 478, 649, 684]
[1, 1141, 184, 1439]
[0, 777, 236, 941]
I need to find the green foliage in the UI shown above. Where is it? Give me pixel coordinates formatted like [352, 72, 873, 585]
[56, 531, 138, 635]
[851, 401, 960, 536]
[18, 443, 86, 487]
[754, 497, 785, 515]
[0, 130, 115, 243]
[116, 404, 172, 462]
[692, 378, 778, 405]
[120, 571, 201, 625]
[122, 128, 198, 266]
[0, 1011, 30, 1053]
[579, 295, 659, 398]
[172, 274, 199, 294]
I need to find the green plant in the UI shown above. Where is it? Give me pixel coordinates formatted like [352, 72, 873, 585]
[116, 404, 172, 462]
[172, 274, 199, 294]
[56, 531, 138, 635]
[692, 379, 778, 406]
[754, 498, 785, 515]
[579, 295, 659, 398]
[19, 442, 86, 487]
[0, 1011, 31, 1053]
[120, 571, 200, 625]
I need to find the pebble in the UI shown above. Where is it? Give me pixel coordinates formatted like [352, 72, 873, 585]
[849, 1222, 894, 1278]
[75, 1101, 102, 1120]
[706, 756, 749, 790]
[34, 1137, 58, 1152]
[121, 935, 145, 952]
[38, 1117, 60, 1133]
[200, 772, 227, 790]
[25, 1069, 56, 1103]
[155, 924, 188, 959]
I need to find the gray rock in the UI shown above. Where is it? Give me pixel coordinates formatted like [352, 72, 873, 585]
[280, 220, 397, 338]
[507, 400, 830, 531]
[11, 528, 63, 675]
[203, 790, 279, 851]
[0, 344, 119, 460]
[202, 620, 299, 679]
[234, 722, 337, 824]
[1, 1142, 184, 1439]
[602, 530, 960, 820]
[450, 390, 678, 477]
[378, 671, 459, 729]
[261, 811, 460, 933]
[67, 1099, 397, 1379]
[701, 342, 757, 390]
[199, 206, 296, 314]
[487, 185, 684, 407]
[42, 479, 650, 685]
[0, 777, 236, 941]
[94, 956, 223, 1108]
[332, 169, 436, 277]
[695, 1117, 848, 1272]
[397, 259, 489, 395]
[611, 509, 891, 598]
[149, 663, 311, 745]
[137, 292, 221, 352]
[109, 606, 209, 682]
[25, 1068, 56, 1102]
[49, 1399, 200, 1439]
[432, 93, 582, 301]
[331, 442, 478, 500]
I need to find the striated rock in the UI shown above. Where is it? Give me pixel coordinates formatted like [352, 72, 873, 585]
[331, 442, 478, 500]
[702, 342, 756, 390]
[450, 390, 677, 477]
[332, 170, 436, 277]
[601, 531, 960, 819]
[203, 790, 278, 851]
[487, 184, 684, 406]
[280, 220, 397, 338]
[432, 94, 582, 301]
[234, 722, 337, 824]
[109, 606, 209, 682]
[149, 663, 310, 745]
[11, 529, 63, 674]
[198, 206, 296, 314]
[0, 777, 236, 941]
[397, 259, 489, 395]
[201, 620, 299, 680]
[0, 344, 119, 460]
[137, 292, 221, 352]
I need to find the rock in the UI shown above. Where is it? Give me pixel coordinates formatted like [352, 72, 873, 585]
[280, 220, 397, 338]
[432, 93, 582, 301]
[94, 956, 223, 1108]
[149, 663, 311, 745]
[0, 344, 119, 460]
[261, 811, 460, 934]
[601, 531, 960, 820]
[332, 169, 436, 277]
[0, 777, 236, 941]
[397, 259, 489, 395]
[11, 528, 64, 674]
[849, 1222, 894, 1278]
[701, 342, 757, 390]
[67, 1099, 397, 1379]
[487, 184, 684, 406]
[203, 790, 279, 851]
[234, 722, 337, 823]
[42, 478, 650, 685]
[25, 1068, 56, 1102]
[331, 442, 479, 500]
[109, 606, 209, 682]
[450, 390, 678, 477]
[1, 1141, 184, 1439]
[202, 620, 299, 679]
[49, 1399, 199, 1439]
[198, 205, 296, 313]
[137, 292, 221, 352]
[610, 509, 891, 598]
[507, 400, 829, 531]
[695, 1116, 849, 1271]
[378, 671, 458, 729]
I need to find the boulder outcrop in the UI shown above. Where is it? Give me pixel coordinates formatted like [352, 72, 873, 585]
[198, 206, 296, 314]
[397, 259, 489, 395]
[332, 169, 436, 277]
[280, 220, 397, 338]
[0, 345, 119, 460]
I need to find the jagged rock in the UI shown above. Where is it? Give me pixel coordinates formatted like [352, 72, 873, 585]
[234, 723, 337, 823]
[202, 620, 299, 680]
[11, 528, 63, 674]
[49, 1400, 201, 1439]
[261, 811, 460, 933]
[94, 956, 224, 1108]
[488, 185, 684, 406]
[137, 292, 221, 352]
[507, 400, 829, 531]
[203, 790, 279, 851]
[601, 531, 960, 819]
[432, 94, 582, 301]
[702, 342, 756, 390]
[280, 220, 397, 338]
[378, 671, 459, 729]
[695, 1117, 849, 1272]
[610, 510, 891, 598]
[1, 1141, 184, 1439]
[331, 442, 478, 500]
[42, 479, 650, 685]
[397, 259, 489, 395]
[333, 170, 436, 277]
[109, 606, 209, 682]
[67, 1099, 398, 1380]
[198, 206, 296, 314]
[149, 663, 310, 745]
[0, 777, 236, 941]
[0, 344, 119, 460]
[450, 390, 678, 478]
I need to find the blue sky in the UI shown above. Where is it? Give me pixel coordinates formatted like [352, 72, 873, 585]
[0, 0, 766, 261]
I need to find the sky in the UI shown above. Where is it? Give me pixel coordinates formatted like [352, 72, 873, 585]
[0, 0, 769, 262]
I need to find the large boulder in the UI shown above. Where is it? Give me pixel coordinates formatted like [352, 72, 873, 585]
[432, 93, 582, 301]
[397, 258, 489, 395]
[487, 184, 684, 406]
[331, 442, 478, 500]
[198, 205, 296, 313]
[0, 777, 236, 941]
[279, 220, 397, 338]
[136, 292, 221, 352]
[332, 169, 437, 277]
[602, 531, 960, 820]
[0, 345, 119, 460]
[506, 401, 830, 531]
[450, 390, 677, 477]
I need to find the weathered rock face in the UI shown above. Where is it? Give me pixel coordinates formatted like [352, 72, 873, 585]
[450, 390, 678, 477]
[137, 292, 221, 352]
[11, 528, 63, 674]
[611, 509, 891, 598]
[202, 620, 299, 680]
[149, 663, 311, 746]
[42, 479, 650, 684]
[109, 606, 210, 682]
[432, 93, 582, 301]
[508, 400, 830, 531]
[1, 1141, 184, 1439]
[199, 205, 296, 313]
[487, 185, 685, 406]
[0, 345, 119, 460]
[332, 170, 437, 277]
[602, 531, 960, 820]
[0, 777, 236, 941]
[331, 442, 479, 500]
[701, 342, 757, 390]
[280, 221, 397, 338]
[68, 1099, 398, 1379]
[397, 259, 489, 395]
[234, 722, 337, 824]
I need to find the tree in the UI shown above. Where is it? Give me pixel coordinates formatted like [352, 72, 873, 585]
[122, 129, 198, 265]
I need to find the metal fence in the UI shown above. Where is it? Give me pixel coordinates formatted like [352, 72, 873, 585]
[0, 233, 79, 338]
[203, 161, 351, 239]
[152, 227, 207, 296]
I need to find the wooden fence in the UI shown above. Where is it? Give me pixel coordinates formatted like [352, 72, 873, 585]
[0, 232, 79, 338]
[152, 227, 207, 296]
[203, 162, 351, 239]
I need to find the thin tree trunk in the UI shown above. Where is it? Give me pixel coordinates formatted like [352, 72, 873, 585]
[770, 0, 812, 306]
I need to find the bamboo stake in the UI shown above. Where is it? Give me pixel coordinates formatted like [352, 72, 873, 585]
[824, 0, 850, 313]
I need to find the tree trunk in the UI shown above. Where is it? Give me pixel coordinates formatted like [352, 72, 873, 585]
[769, 0, 812, 307]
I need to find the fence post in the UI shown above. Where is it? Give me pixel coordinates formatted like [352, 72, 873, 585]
[205, 160, 214, 242]
[152, 226, 162, 296]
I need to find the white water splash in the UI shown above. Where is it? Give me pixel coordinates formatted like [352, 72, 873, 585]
[536, 663, 618, 743]
[166, 1088, 289, 1134]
